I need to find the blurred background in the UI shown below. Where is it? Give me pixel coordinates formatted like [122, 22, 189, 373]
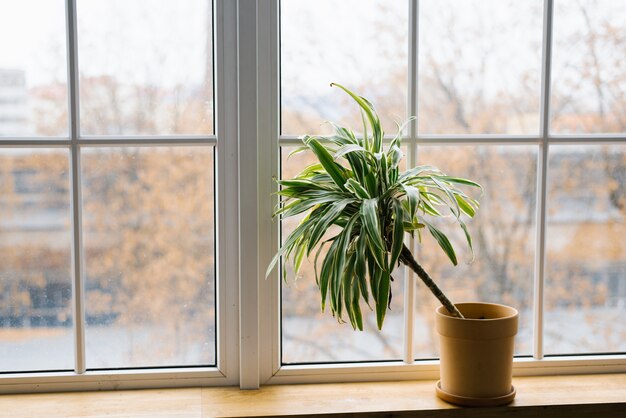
[0, 0, 624, 371]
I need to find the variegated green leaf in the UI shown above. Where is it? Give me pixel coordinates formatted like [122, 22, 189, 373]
[345, 178, 370, 199]
[268, 86, 482, 330]
[360, 198, 385, 253]
[307, 199, 352, 255]
[390, 200, 404, 269]
[424, 221, 458, 266]
[376, 270, 391, 330]
[305, 137, 348, 192]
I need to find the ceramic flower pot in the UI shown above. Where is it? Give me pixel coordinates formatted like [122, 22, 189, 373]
[435, 302, 518, 407]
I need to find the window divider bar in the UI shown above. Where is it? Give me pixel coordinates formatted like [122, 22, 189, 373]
[545, 135, 626, 143]
[270, 135, 586, 146]
[533, 141, 548, 360]
[534, 0, 555, 361]
[270, 0, 281, 379]
[256, 0, 281, 382]
[410, 0, 419, 142]
[0, 139, 71, 147]
[279, 135, 549, 146]
[76, 136, 218, 146]
[65, 0, 86, 374]
[214, 0, 241, 384]
[539, 0, 554, 139]
[66, 0, 80, 141]
[237, 0, 260, 390]
[277, 134, 406, 145]
[415, 135, 542, 144]
[402, 0, 419, 365]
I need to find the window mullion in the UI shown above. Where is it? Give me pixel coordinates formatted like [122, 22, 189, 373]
[410, 0, 419, 143]
[65, 0, 86, 374]
[237, 0, 261, 390]
[534, 0, 555, 361]
[256, 0, 280, 382]
[402, 0, 419, 365]
[214, 0, 240, 383]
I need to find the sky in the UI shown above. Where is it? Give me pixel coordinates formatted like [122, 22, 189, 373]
[0, 0, 209, 87]
[0, 0, 67, 85]
[1, 0, 624, 135]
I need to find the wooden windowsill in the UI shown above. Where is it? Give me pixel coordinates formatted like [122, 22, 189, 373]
[1, 374, 624, 417]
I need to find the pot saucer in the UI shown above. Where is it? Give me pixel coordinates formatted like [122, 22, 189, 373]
[435, 380, 516, 407]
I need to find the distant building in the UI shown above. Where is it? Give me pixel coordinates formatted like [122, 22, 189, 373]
[0, 69, 28, 136]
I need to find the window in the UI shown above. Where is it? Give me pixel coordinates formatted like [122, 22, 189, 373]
[0, 0, 236, 385]
[267, 0, 626, 383]
[1, 0, 624, 392]
[280, 0, 409, 364]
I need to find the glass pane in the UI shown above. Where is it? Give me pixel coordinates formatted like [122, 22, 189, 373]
[545, 145, 626, 354]
[0, 149, 73, 372]
[281, 147, 404, 364]
[413, 145, 536, 358]
[0, 0, 68, 137]
[281, 0, 408, 136]
[77, 0, 213, 135]
[418, 0, 542, 134]
[82, 146, 215, 368]
[551, 0, 626, 134]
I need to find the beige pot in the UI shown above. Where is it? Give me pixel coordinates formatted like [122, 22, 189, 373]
[435, 302, 518, 407]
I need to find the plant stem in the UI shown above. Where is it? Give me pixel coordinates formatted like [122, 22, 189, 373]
[399, 244, 465, 319]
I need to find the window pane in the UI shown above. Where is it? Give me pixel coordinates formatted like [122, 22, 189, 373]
[0, 149, 73, 372]
[413, 145, 536, 357]
[551, 1, 626, 134]
[82, 147, 215, 368]
[281, 147, 404, 364]
[77, 0, 214, 135]
[418, 0, 542, 134]
[545, 145, 626, 354]
[281, 0, 408, 136]
[0, 0, 68, 137]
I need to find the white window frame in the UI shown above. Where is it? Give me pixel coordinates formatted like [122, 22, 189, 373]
[254, 0, 626, 388]
[0, 0, 240, 392]
[1, 0, 625, 394]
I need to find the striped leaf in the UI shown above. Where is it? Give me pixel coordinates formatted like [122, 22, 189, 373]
[424, 221, 458, 266]
[376, 270, 391, 330]
[360, 198, 385, 253]
[390, 200, 404, 269]
[334, 144, 369, 160]
[307, 199, 352, 255]
[331, 83, 382, 152]
[305, 137, 348, 192]
[345, 178, 371, 199]
[268, 86, 482, 330]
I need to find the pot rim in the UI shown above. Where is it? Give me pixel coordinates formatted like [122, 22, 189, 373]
[436, 301, 518, 322]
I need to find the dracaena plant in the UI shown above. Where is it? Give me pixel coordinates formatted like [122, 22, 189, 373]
[267, 83, 481, 330]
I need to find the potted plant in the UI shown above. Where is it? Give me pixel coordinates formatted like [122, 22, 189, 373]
[267, 83, 518, 406]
